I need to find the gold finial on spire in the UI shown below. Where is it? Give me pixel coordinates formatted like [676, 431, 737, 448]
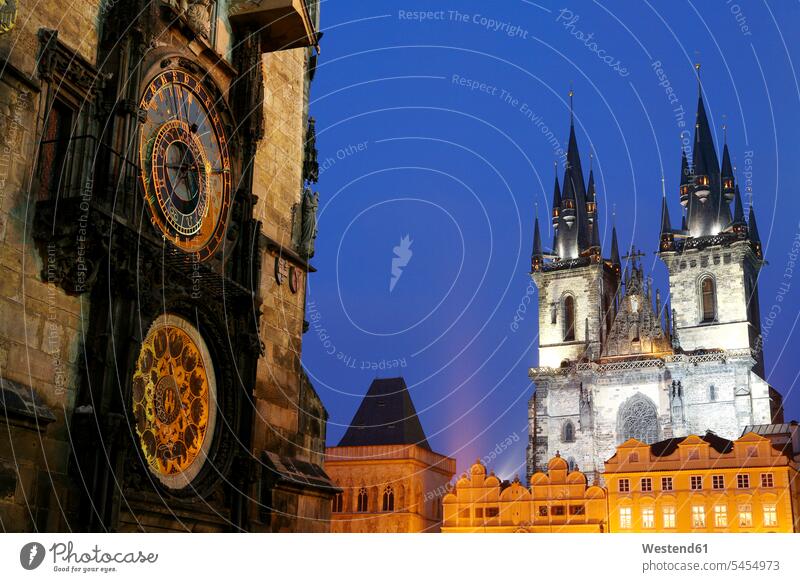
[568, 83, 574, 122]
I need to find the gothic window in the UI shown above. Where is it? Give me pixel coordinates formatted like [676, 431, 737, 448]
[35, 98, 75, 201]
[563, 295, 576, 341]
[382, 485, 394, 512]
[357, 487, 369, 512]
[709, 384, 717, 401]
[700, 276, 716, 323]
[562, 421, 575, 443]
[617, 394, 659, 444]
[332, 492, 343, 513]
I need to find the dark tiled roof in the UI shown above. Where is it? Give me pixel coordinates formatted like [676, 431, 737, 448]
[742, 423, 798, 436]
[649, 431, 733, 457]
[261, 451, 339, 493]
[338, 377, 431, 450]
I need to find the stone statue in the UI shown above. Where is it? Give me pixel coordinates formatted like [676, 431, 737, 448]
[299, 186, 319, 259]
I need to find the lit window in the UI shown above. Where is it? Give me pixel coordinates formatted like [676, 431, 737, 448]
[700, 276, 716, 323]
[641, 507, 655, 529]
[382, 485, 394, 512]
[640, 478, 652, 492]
[692, 505, 706, 528]
[618, 479, 630, 493]
[619, 507, 632, 529]
[712, 475, 724, 489]
[763, 504, 778, 527]
[662, 506, 676, 529]
[737, 474, 750, 489]
[563, 296, 576, 341]
[713, 504, 728, 528]
[332, 492, 343, 513]
[629, 452, 639, 463]
[661, 476, 673, 491]
[739, 504, 753, 527]
[690, 475, 703, 490]
[569, 505, 585, 516]
[761, 473, 774, 488]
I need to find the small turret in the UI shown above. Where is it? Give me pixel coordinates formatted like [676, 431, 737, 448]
[748, 204, 762, 258]
[720, 134, 735, 203]
[731, 184, 747, 235]
[679, 149, 692, 207]
[551, 166, 562, 229]
[659, 178, 674, 252]
[531, 217, 543, 272]
[610, 225, 621, 273]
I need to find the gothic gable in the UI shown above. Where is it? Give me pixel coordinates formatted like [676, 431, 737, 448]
[602, 260, 672, 357]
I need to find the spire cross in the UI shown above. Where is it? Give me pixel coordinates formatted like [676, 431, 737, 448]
[661, 175, 666, 198]
[622, 248, 646, 261]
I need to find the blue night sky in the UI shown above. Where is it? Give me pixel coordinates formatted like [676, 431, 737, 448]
[301, 0, 800, 479]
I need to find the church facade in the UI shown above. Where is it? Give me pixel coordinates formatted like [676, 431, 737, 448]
[527, 82, 783, 482]
[0, 0, 334, 531]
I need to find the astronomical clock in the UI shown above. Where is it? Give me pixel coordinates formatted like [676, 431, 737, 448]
[138, 69, 232, 262]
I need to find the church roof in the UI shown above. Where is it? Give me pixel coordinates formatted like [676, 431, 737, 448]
[338, 377, 431, 450]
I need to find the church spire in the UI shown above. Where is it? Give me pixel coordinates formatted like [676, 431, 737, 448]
[748, 204, 762, 258]
[679, 147, 691, 208]
[686, 65, 731, 238]
[610, 224, 621, 268]
[556, 88, 590, 259]
[531, 216, 543, 272]
[731, 184, 746, 234]
[659, 178, 674, 252]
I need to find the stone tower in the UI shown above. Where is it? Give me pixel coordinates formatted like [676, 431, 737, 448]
[527, 83, 782, 483]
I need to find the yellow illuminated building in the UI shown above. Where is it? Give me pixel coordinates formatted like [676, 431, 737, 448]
[442, 454, 607, 532]
[605, 431, 800, 533]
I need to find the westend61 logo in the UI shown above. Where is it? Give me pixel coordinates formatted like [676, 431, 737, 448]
[19, 541, 158, 573]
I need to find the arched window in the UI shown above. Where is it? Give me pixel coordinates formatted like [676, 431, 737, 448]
[700, 276, 716, 323]
[562, 421, 575, 443]
[357, 487, 369, 512]
[382, 485, 394, 512]
[563, 295, 576, 341]
[618, 393, 660, 444]
[332, 492, 343, 513]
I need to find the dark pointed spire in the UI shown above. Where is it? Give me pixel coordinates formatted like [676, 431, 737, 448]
[721, 134, 735, 203]
[531, 216, 543, 272]
[586, 155, 596, 204]
[748, 204, 762, 255]
[660, 178, 675, 252]
[610, 225, 621, 266]
[732, 184, 746, 227]
[681, 212, 688, 231]
[551, 164, 562, 209]
[679, 147, 691, 207]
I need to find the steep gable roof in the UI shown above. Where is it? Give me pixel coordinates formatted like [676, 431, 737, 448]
[338, 377, 431, 450]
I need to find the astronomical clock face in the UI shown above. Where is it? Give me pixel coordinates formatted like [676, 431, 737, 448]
[139, 70, 231, 261]
[132, 314, 217, 489]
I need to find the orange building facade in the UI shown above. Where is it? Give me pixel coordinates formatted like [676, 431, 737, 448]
[325, 378, 456, 532]
[442, 455, 607, 533]
[605, 431, 800, 533]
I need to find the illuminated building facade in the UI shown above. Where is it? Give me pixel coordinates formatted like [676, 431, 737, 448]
[528, 77, 781, 482]
[442, 455, 607, 533]
[605, 429, 800, 533]
[326, 378, 456, 532]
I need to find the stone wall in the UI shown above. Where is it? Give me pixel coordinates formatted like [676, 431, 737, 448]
[0, 3, 99, 531]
